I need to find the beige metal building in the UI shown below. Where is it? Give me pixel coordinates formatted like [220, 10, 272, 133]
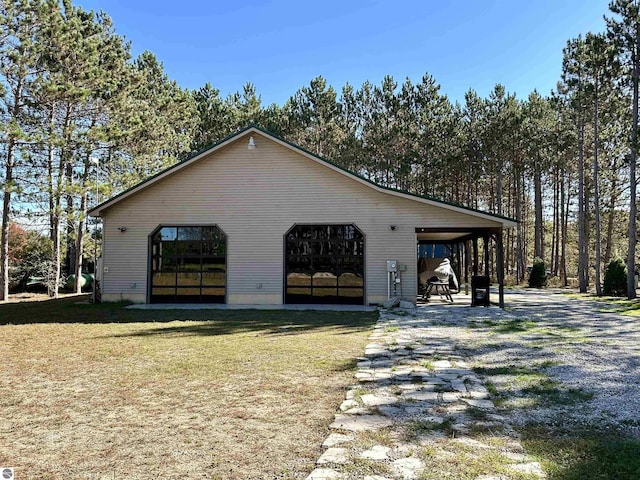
[89, 127, 515, 306]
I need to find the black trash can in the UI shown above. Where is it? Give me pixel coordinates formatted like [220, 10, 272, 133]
[471, 275, 490, 307]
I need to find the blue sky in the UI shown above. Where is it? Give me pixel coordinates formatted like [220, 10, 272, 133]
[77, 0, 611, 105]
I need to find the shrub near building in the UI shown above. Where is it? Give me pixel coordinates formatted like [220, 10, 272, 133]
[528, 257, 547, 288]
[603, 258, 627, 296]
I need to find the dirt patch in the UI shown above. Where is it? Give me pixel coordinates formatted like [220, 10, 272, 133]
[3, 292, 85, 304]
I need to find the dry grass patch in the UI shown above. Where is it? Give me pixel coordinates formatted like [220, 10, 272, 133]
[0, 299, 376, 479]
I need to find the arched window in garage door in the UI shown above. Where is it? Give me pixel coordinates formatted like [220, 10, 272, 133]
[285, 224, 364, 305]
[149, 225, 226, 303]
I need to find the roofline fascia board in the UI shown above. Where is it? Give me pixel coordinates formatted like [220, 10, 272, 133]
[88, 125, 517, 229]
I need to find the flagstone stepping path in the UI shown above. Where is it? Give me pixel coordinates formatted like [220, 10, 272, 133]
[306, 306, 546, 480]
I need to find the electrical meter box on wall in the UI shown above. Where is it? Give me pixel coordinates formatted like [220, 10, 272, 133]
[386, 260, 398, 272]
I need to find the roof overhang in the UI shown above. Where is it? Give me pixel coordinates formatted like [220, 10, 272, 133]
[416, 227, 503, 243]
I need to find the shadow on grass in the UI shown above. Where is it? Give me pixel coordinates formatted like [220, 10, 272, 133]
[597, 298, 640, 316]
[520, 426, 640, 480]
[0, 295, 378, 336]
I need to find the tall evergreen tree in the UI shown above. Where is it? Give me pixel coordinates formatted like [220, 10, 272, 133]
[111, 51, 197, 190]
[607, 0, 640, 299]
[561, 36, 591, 293]
[32, 0, 132, 294]
[523, 91, 554, 263]
[585, 32, 615, 295]
[190, 82, 229, 152]
[284, 76, 342, 158]
[0, 0, 44, 300]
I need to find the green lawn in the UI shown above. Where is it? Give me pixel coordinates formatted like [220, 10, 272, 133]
[0, 296, 377, 479]
[520, 426, 640, 480]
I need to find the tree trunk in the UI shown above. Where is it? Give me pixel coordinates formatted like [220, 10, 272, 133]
[604, 178, 618, 266]
[0, 72, 25, 301]
[74, 191, 87, 294]
[552, 167, 560, 276]
[50, 209, 62, 299]
[74, 157, 92, 294]
[593, 87, 603, 296]
[65, 159, 76, 278]
[497, 158, 503, 217]
[48, 142, 55, 242]
[533, 163, 544, 261]
[628, 35, 639, 300]
[515, 172, 524, 283]
[513, 174, 524, 283]
[578, 120, 588, 293]
[561, 166, 570, 286]
[0, 140, 15, 301]
[50, 138, 66, 299]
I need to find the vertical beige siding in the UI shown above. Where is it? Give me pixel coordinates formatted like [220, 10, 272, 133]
[100, 133, 503, 304]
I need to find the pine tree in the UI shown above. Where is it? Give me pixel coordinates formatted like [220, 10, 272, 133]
[0, 0, 44, 301]
[191, 82, 229, 152]
[284, 76, 342, 158]
[561, 36, 590, 293]
[607, 0, 640, 299]
[34, 0, 132, 295]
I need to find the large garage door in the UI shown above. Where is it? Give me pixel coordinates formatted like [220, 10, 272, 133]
[149, 225, 226, 303]
[285, 224, 364, 305]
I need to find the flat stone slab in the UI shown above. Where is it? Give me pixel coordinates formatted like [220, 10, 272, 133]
[341, 407, 370, 415]
[451, 380, 467, 392]
[360, 394, 399, 407]
[392, 457, 425, 479]
[390, 348, 413, 357]
[460, 398, 495, 409]
[402, 390, 440, 402]
[468, 390, 490, 399]
[392, 368, 414, 376]
[370, 359, 395, 368]
[399, 383, 419, 391]
[322, 433, 353, 448]
[355, 372, 376, 382]
[360, 445, 392, 460]
[441, 392, 461, 402]
[436, 368, 474, 376]
[317, 447, 349, 465]
[365, 348, 389, 357]
[432, 360, 453, 368]
[411, 346, 435, 355]
[306, 468, 342, 479]
[330, 414, 394, 432]
[409, 372, 445, 383]
[339, 399, 360, 411]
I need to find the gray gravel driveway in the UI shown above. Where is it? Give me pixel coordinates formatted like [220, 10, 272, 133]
[447, 288, 640, 435]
